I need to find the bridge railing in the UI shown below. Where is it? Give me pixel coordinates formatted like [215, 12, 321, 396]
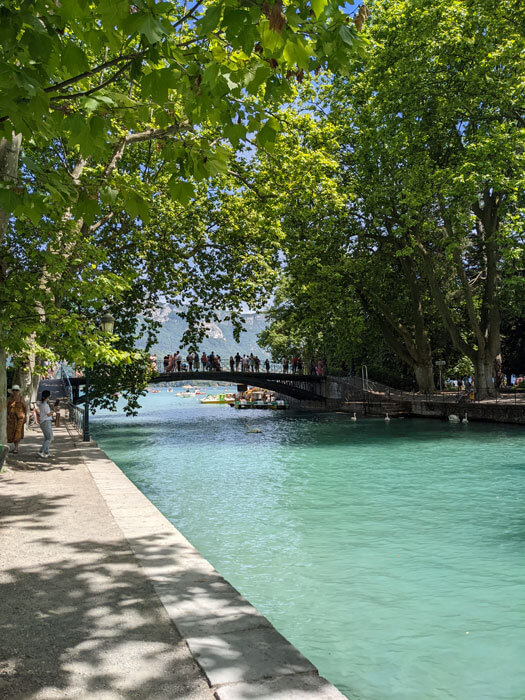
[153, 358, 331, 376]
[60, 363, 74, 403]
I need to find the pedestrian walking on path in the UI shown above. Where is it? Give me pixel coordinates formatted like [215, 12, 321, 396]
[36, 389, 54, 458]
[6, 384, 27, 454]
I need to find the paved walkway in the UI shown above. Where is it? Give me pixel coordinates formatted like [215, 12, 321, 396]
[0, 426, 344, 699]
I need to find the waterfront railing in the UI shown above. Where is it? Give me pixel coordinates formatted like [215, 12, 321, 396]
[68, 401, 86, 434]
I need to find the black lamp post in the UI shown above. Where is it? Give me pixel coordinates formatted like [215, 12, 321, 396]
[82, 312, 116, 442]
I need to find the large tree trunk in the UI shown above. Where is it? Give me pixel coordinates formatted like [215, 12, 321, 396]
[0, 134, 22, 448]
[474, 356, 497, 399]
[0, 134, 22, 239]
[13, 352, 41, 421]
[0, 348, 7, 446]
[414, 362, 435, 394]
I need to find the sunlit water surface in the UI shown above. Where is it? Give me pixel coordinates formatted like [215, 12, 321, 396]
[92, 391, 525, 699]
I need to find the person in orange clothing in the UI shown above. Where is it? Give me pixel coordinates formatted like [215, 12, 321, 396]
[7, 385, 27, 454]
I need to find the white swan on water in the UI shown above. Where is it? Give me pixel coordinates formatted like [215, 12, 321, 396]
[351, 412, 357, 422]
[448, 414, 461, 423]
[385, 413, 391, 422]
[462, 413, 468, 424]
[245, 423, 261, 434]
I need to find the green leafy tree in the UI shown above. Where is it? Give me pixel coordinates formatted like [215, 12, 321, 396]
[245, 112, 440, 391]
[0, 0, 367, 443]
[324, 0, 524, 397]
[253, 0, 524, 398]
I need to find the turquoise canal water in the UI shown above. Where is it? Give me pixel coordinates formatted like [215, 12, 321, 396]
[92, 391, 525, 700]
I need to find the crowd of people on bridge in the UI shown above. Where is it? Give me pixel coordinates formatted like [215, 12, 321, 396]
[150, 351, 328, 376]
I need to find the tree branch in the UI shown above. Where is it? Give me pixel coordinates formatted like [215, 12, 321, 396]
[173, 0, 205, 30]
[44, 53, 142, 95]
[227, 169, 276, 201]
[50, 61, 134, 102]
[89, 212, 114, 233]
[415, 239, 472, 358]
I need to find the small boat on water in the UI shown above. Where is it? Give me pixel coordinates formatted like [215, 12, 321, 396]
[200, 393, 235, 405]
[233, 388, 288, 410]
[176, 390, 198, 397]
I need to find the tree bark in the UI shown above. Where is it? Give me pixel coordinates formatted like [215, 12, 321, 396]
[0, 348, 7, 445]
[0, 134, 22, 447]
[0, 134, 22, 241]
[474, 357, 496, 399]
[414, 362, 435, 394]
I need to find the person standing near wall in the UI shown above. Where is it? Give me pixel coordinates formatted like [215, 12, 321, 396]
[6, 385, 27, 455]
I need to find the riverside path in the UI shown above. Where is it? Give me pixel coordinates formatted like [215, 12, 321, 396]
[0, 424, 345, 699]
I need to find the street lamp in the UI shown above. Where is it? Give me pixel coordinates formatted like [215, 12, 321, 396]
[100, 312, 115, 334]
[435, 360, 446, 392]
[83, 312, 116, 442]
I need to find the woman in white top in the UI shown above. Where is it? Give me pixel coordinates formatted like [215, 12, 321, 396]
[37, 390, 54, 458]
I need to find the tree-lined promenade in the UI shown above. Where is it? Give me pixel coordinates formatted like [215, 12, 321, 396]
[1, 0, 524, 432]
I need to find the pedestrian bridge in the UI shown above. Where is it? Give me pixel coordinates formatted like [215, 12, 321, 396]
[153, 370, 327, 402]
[69, 370, 327, 403]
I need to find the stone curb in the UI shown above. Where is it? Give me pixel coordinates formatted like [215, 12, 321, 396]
[72, 428, 346, 700]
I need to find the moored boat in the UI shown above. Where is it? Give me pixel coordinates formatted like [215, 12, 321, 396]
[200, 392, 235, 405]
[233, 388, 288, 409]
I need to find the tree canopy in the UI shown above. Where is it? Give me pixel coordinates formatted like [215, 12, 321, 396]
[0, 0, 368, 440]
[255, 0, 525, 396]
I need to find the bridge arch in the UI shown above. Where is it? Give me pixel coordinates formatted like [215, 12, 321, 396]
[150, 371, 327, 402]
[69, 370, 327, 403]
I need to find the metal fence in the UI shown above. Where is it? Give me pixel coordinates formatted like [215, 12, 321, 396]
[331, 371, 523, 406]
[68, 401, 85, 434]
[154, 359, 333, 375]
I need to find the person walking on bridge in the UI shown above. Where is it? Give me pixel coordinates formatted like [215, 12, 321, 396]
[229, 356, 234, 372]
[235, 352, 241, 371]
[265, 358, 270, 373]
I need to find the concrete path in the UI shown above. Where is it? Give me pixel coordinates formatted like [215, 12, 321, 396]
[0, 426, 345, 700]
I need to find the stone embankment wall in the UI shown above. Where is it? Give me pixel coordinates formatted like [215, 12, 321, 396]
[283, 376, 525, 425]
[410, 400, 525, 425]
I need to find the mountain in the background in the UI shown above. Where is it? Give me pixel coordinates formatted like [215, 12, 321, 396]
[142, 306, 269, 359]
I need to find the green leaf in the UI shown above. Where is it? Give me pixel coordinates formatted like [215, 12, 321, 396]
[168, 177, 195, 205]
[311, 0, 328, 19]
[124, 191, 150, 222]
[338, 25, 355, 47]
[138, 14, 168, 43]
[283, 39, 313, 69]
[224, 123, 247, 146]
[61, 42, 90, 75]
[100, 187, 119, 205]
[256, 121, 278, 149]
[199, 4, 222, 34]
[245, 65, 272, 95]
